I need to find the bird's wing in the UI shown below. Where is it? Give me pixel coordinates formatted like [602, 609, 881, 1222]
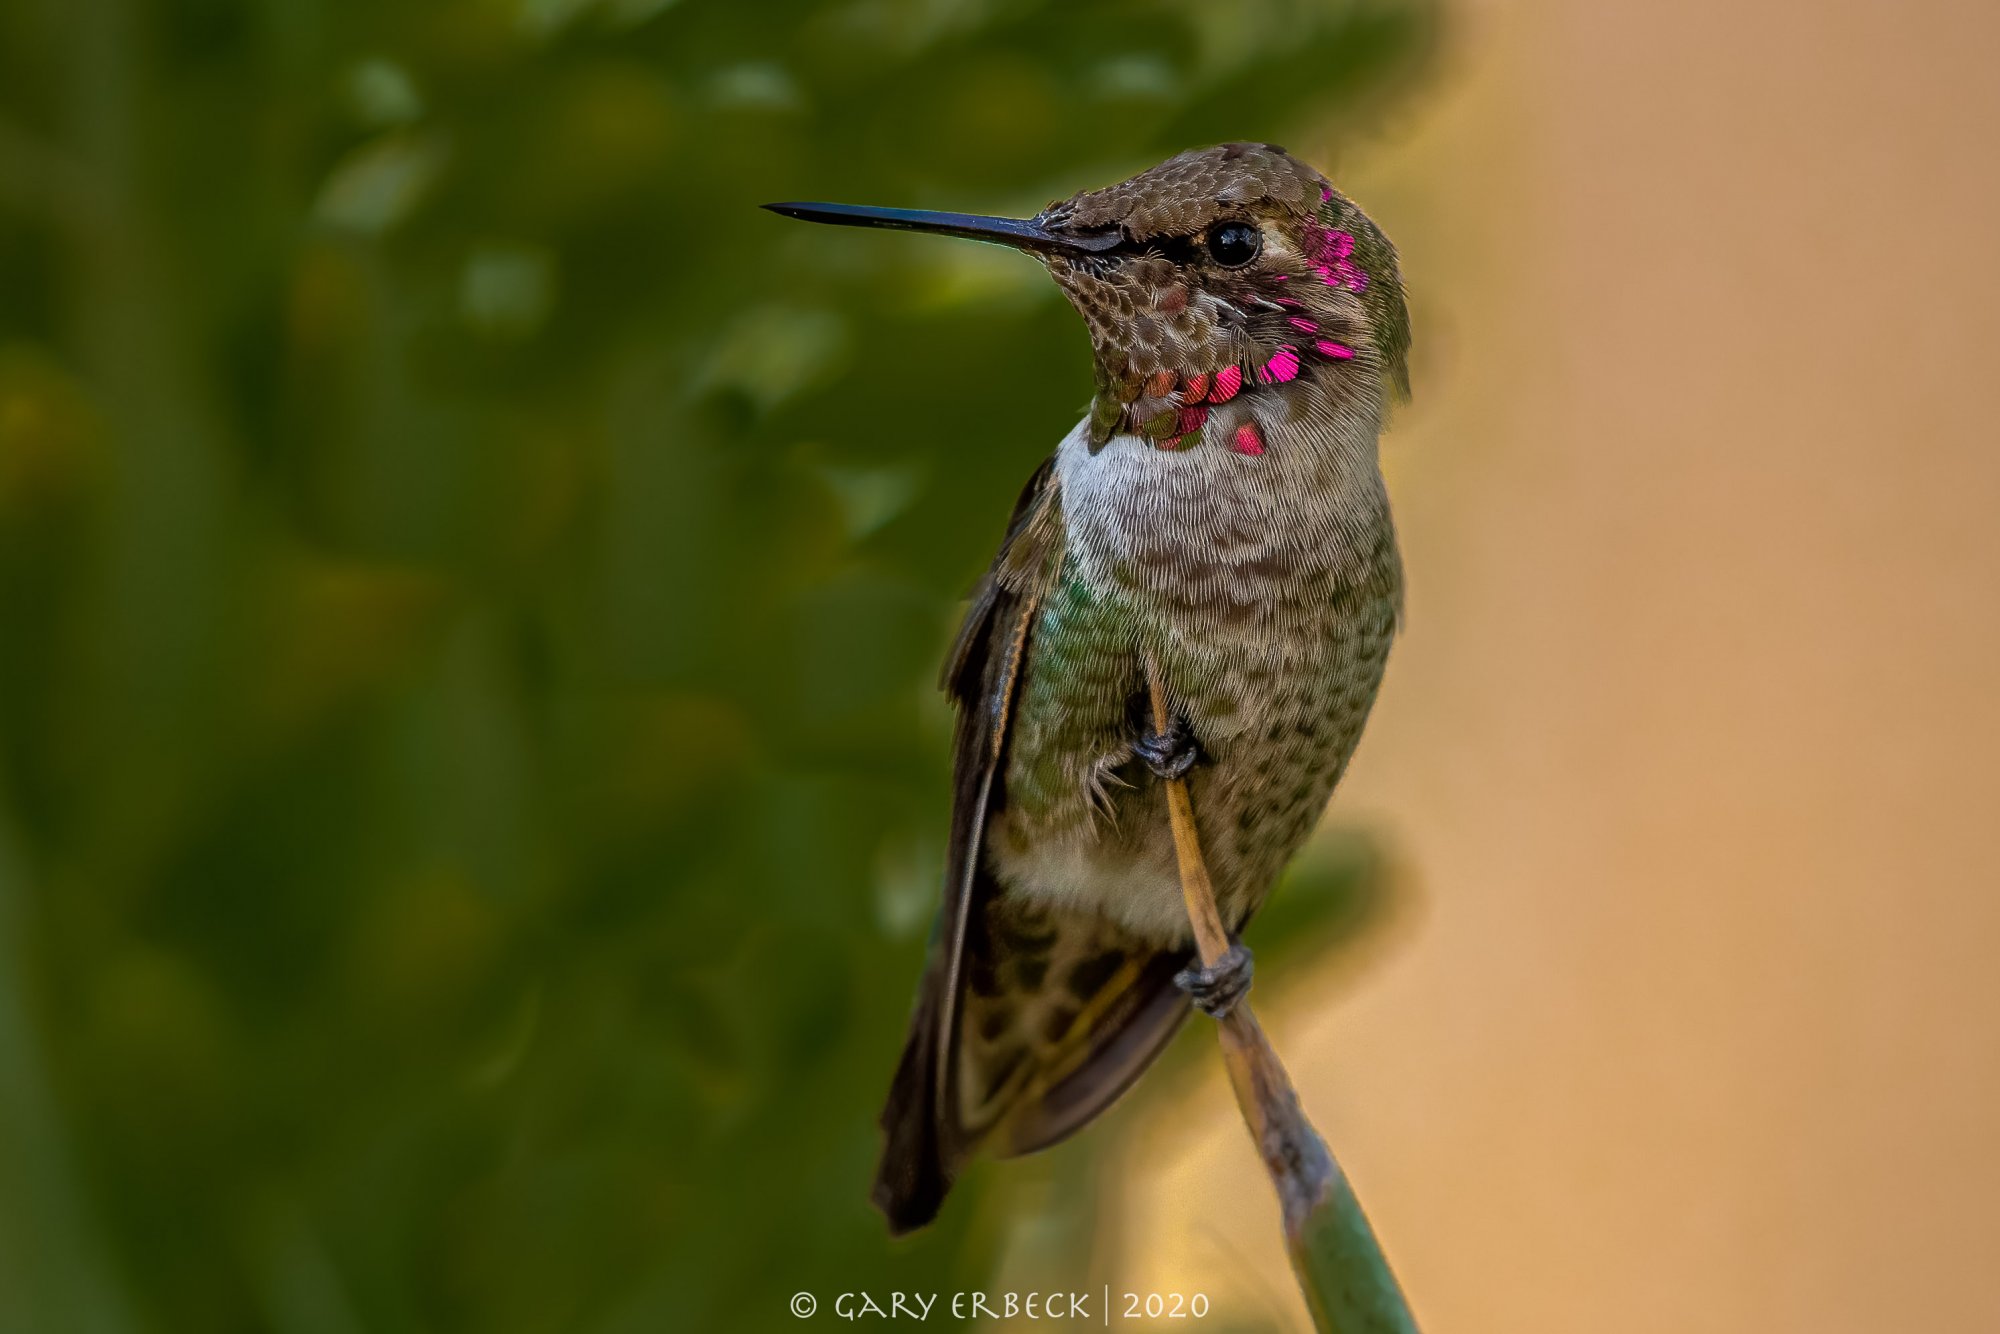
[872, 457, 1062, 1233]
[872, 455, 1197, 1232]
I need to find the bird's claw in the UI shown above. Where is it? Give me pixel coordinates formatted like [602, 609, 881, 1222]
[1135, 717, 1201, 781]
[1175, 943, 1254, 1020]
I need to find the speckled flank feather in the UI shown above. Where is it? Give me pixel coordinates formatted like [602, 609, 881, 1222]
[868, 144, 1411, 1232]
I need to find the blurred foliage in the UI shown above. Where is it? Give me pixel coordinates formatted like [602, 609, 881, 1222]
[0, 0, 1435, 1329]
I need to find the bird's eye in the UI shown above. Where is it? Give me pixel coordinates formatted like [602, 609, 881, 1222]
[1205, 221, 1262, 267]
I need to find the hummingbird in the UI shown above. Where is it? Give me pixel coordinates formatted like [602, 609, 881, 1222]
[766, 143, 1410, 1234]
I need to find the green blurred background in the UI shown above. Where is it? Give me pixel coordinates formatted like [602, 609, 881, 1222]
[0, 2, 1437, 1329]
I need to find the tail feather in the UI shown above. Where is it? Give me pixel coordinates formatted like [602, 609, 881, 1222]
[996, 947, 1191, 1157]
[871, 970, 960, 1235]
[871, 900, 1194, 1232]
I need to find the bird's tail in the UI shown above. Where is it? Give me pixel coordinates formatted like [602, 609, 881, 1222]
[871, 901, 1193, 1233]
[871, 965, 958, 1234]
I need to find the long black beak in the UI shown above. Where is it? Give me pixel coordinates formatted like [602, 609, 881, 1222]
[761, 201, 1121, 255]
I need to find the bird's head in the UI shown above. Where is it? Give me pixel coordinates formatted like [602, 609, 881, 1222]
[766, 143, 1409, 453]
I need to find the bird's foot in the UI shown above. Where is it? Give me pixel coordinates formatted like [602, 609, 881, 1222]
[1134, 717, 1201, 781]
[1175, 943, 1254, 1021]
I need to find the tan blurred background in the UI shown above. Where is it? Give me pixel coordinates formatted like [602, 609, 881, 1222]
[1107, 1, 2000, 1329]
